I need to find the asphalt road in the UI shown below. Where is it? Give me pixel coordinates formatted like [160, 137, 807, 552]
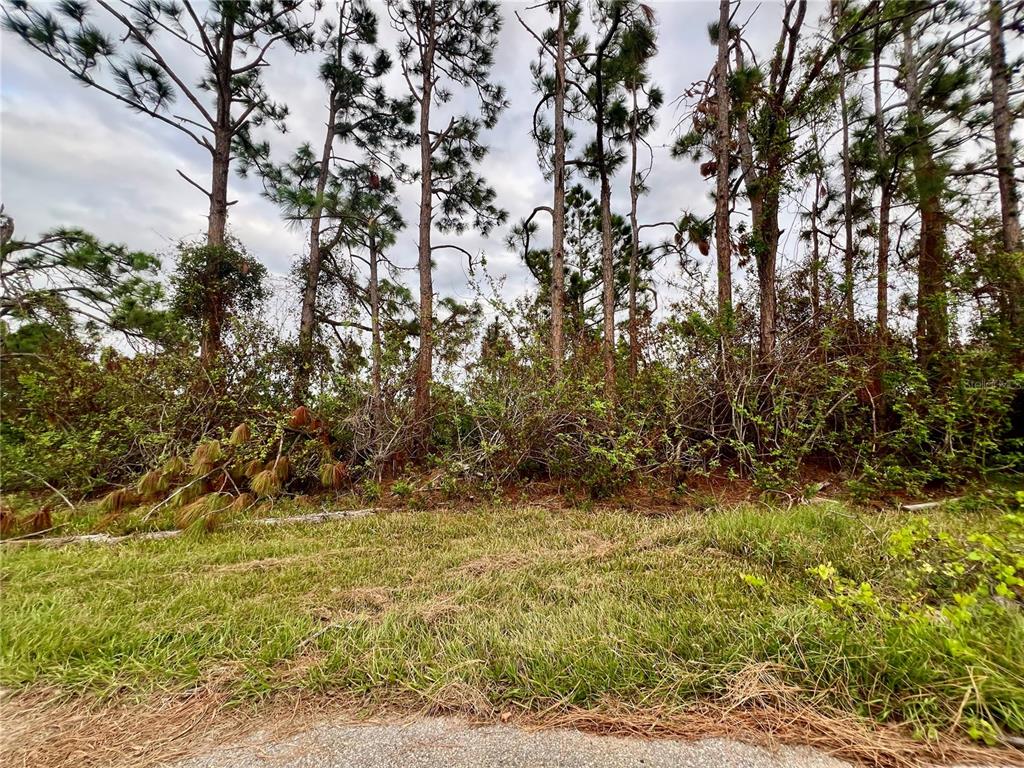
[171, 716, 853, 768]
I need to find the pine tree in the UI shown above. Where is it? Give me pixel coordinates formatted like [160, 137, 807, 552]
[4, 0, 314, 363]
[250, 0, 414, 402]
[729, 0, 875, 360]
[587, 0, 627, 398]
[0, 217, 167, 346]
[387, 0, 507, 454]
[987, 0, 1021, 253]
[611, 12, 660, 376]
[323, 168, 407, 447]
[712, 0, 733, 322]
[512, 184, 639, 341]
[517, 0, 587, 376]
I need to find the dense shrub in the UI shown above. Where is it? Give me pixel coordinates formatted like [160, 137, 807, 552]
[0, 318, 295, 494]
[2, 291, 1020, 499]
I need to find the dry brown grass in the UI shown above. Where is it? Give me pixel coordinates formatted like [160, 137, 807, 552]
[3, 684, 1020, 768]
[0, 689, 235, 768]
[415, 592, 466, 625]
[334, 585, 394, 612]
[452, 531, 618, 578]
[455, 552, 530, 576]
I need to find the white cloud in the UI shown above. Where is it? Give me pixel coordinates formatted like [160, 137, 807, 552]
[1, 1, 836, 323]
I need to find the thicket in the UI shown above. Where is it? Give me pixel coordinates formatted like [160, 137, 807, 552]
[2, 264, 1020, 514]
[1, 0, 1023, 518]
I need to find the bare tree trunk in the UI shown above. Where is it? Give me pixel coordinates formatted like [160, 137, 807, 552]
[839, 55, 855, 326]
[714, 0, 732, 320]
[627, 88, 640, 378]
[873, 29, 890, 343]
[368, 230, 383, 445]
[200, 18, 235, 367]
[294, 91, 340, 403]
[989, 0, 1021, 253]
[904, 23, 948, 381]
[551, 0, 567, 377]
[207, 134, 230, 249]
[733, 41, 773, 359]
[594, 10, 621, 400]
[599, 162, 616, 399]
[413, 20, 436, 455]
[916, 175, 948, 376]
[810, 163, 821, 332]
[757, 189, 780, 361]
[872, 26, 891, 413]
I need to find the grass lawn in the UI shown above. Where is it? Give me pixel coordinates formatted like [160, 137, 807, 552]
[2, 498, 1022, 750]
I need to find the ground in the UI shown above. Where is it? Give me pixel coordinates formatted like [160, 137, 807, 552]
[1, 497, 1022, 767]
[170, 715, 853, 768]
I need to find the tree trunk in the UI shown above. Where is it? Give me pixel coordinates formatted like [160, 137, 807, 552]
[872, 27, 891, 412]
[915, 171, 948, 377]
[714, 0, 732, 320]
[839, 53, 855, 326]
[989, 0, 1021, 253]
[201, 132, 230, 366]
[551, 0, 567, 377]
[368, 229, 383, 446]
[599, 161, 616, 399]
[294, 90, 339, 403]
[810, 162, 821, 332]
[200, 18, 235, 367]
[873, 28, 890, 343]
[207, 134, 230, 249]
[594, 11, 621, 400]
[904, 23, 948, 381]
[627, 88, 640, 378]
[413, 22, 435, 455]
[757, 188, 780, 361]
[733, 41, 773, 360]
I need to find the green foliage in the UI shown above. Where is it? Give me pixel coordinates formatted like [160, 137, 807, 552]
[0, 316, 295, 493]
[1, 225, 168, 345]
[512, 184, 652, 331]
[169, 238, 268, 339]
[389, 0, 508, 234]
[797, 502, 1024, 743]
[391, 479, 414, 499]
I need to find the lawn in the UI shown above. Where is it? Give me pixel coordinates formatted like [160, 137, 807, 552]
[2, 498, 1022, 749]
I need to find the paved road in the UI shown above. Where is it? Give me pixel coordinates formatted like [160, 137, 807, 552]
[172, 716, 852, 768]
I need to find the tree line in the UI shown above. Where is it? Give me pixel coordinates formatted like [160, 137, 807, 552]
[2, 0, 1021, 496]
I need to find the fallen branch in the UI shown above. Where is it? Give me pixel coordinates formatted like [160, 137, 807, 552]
[249, 508, 379, 527]
[899, 497, 963, 512]
[18, 471, 76, 511]
[1, 508, 383, 549]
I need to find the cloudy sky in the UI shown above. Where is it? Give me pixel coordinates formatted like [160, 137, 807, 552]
[1, 1, 818, 322]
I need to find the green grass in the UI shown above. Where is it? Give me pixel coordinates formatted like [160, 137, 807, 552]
[2, 500, 1022, 744]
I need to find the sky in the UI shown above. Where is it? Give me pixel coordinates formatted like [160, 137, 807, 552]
[1, 1, 820, 325]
